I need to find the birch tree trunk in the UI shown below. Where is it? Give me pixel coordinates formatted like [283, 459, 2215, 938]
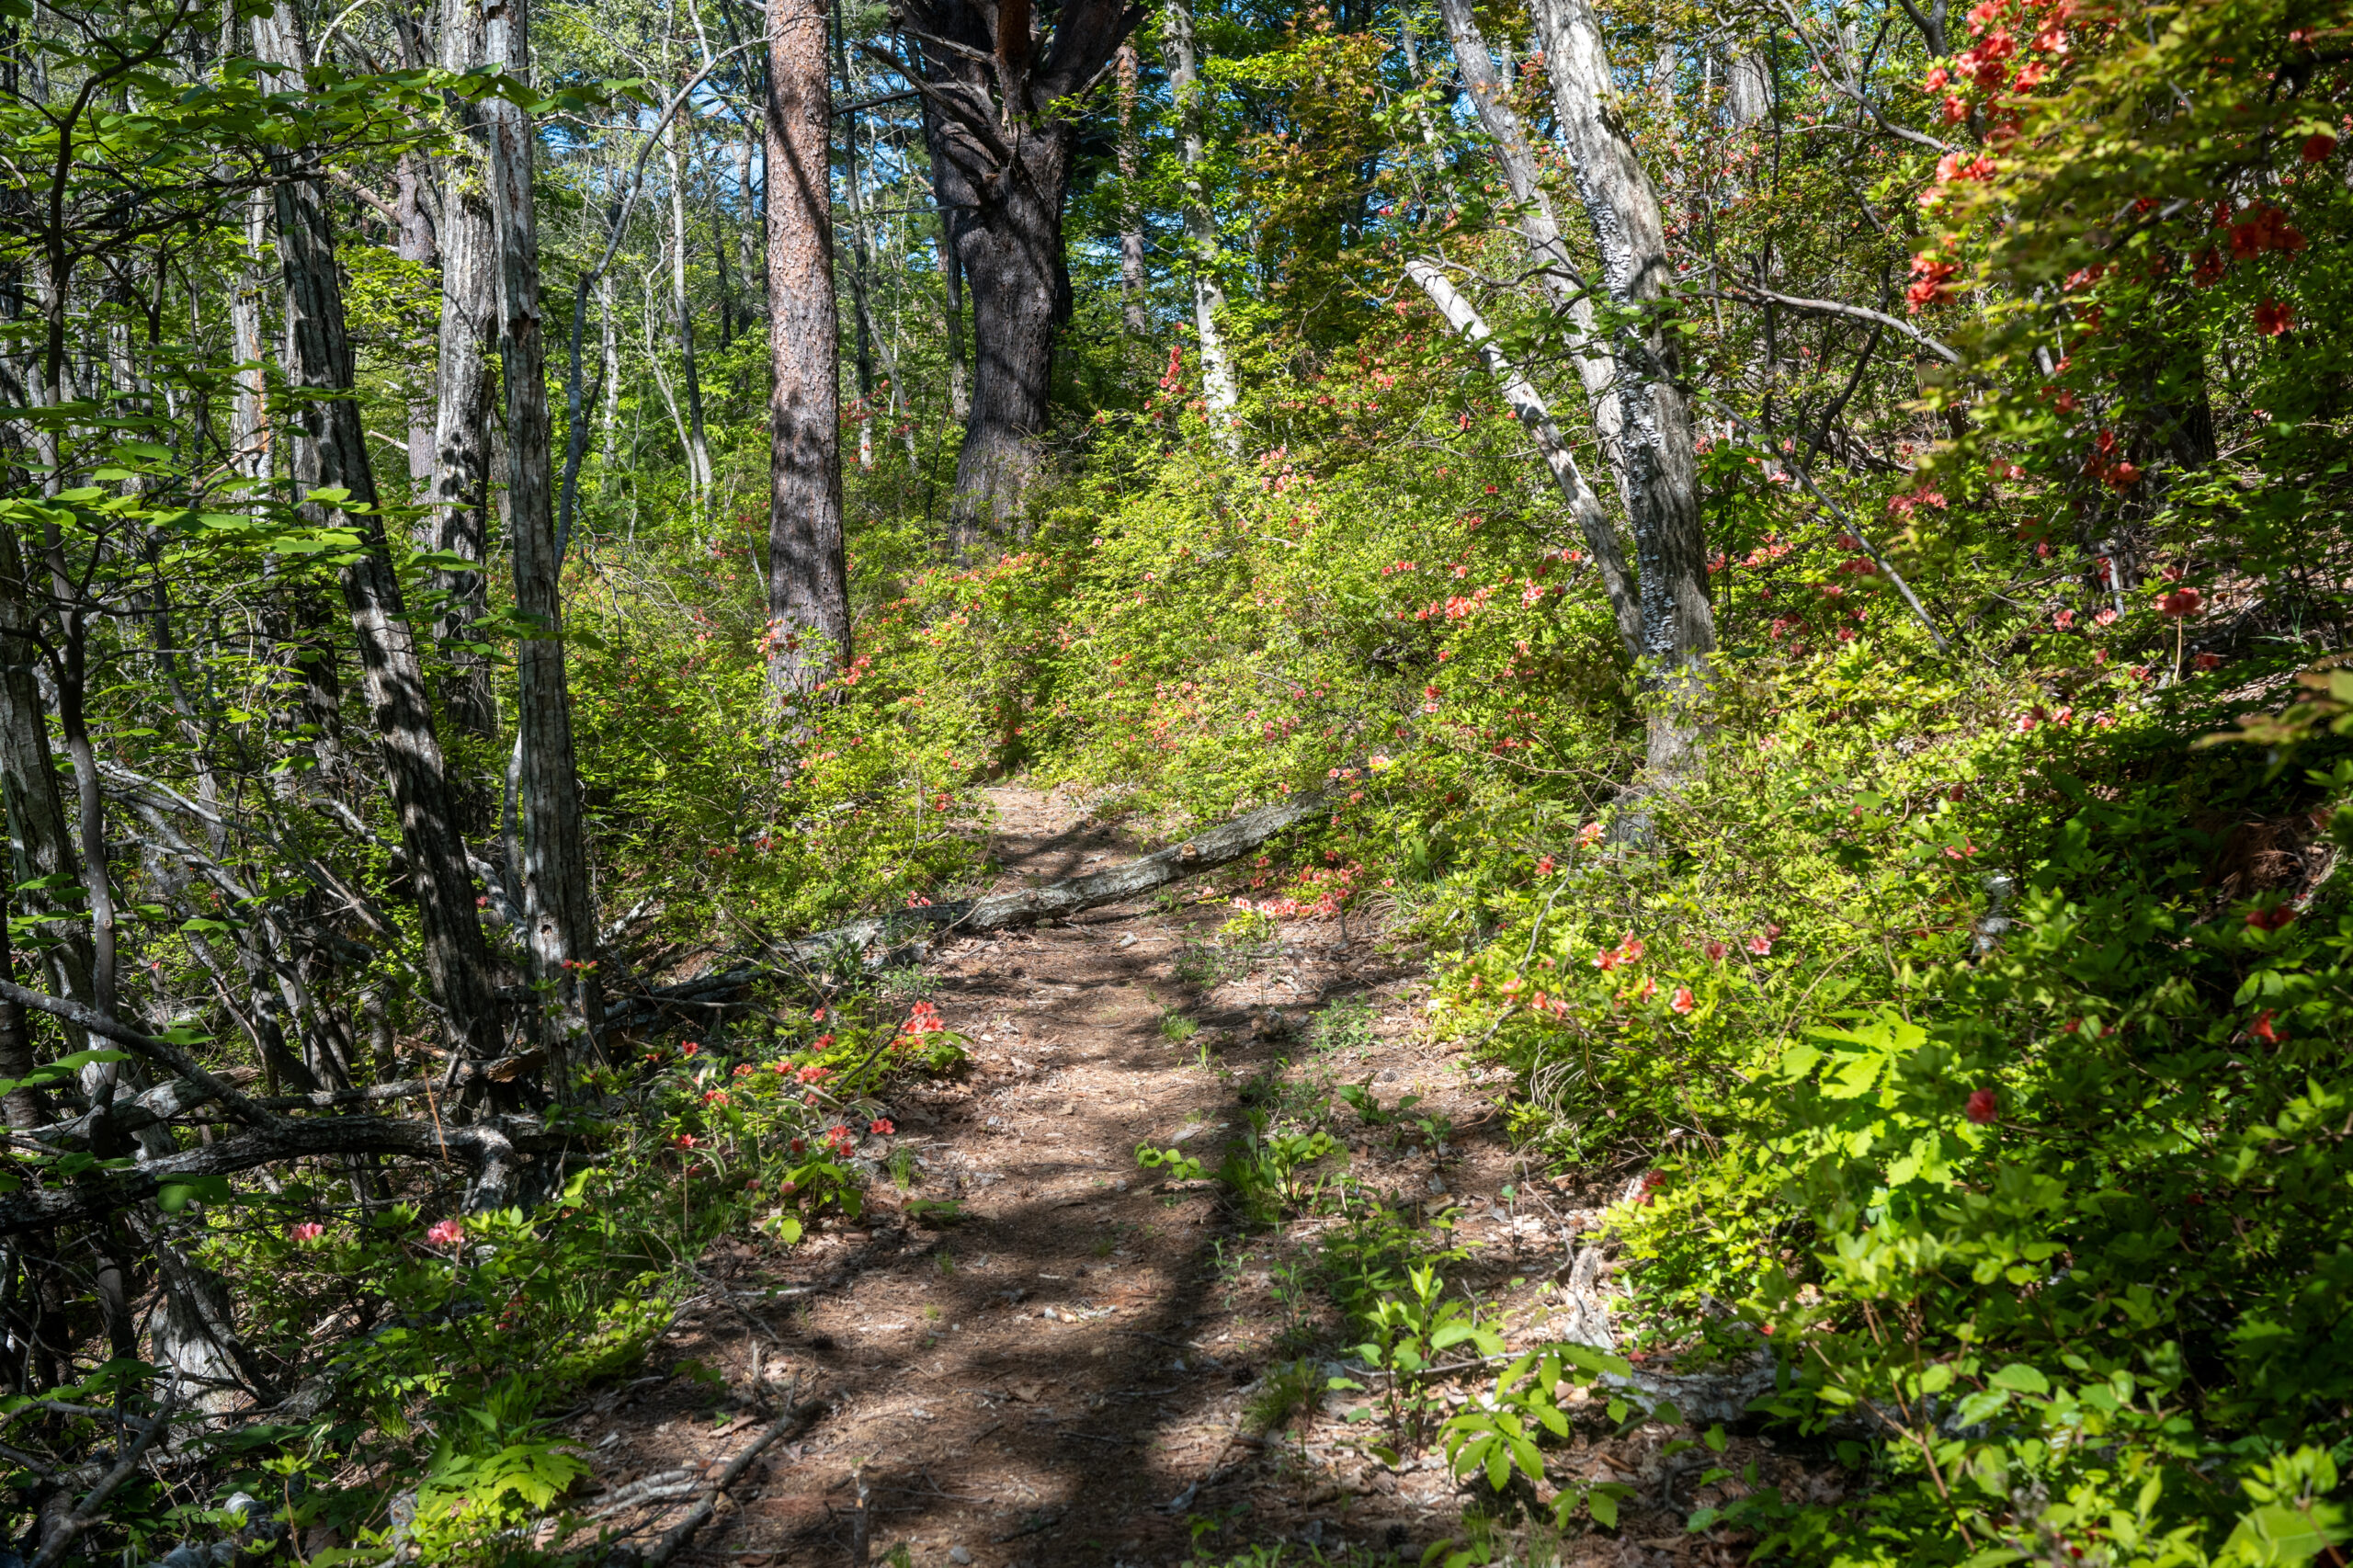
[764, 0, 849, 698]
[665, 117, 714, 506]
[429, 0, 498, 741]
[1531, 0, 1715, 779]
[251, 0, 508, 1078]
[1116, 40, 1146, 336]
[1164, 0, 1236, 421]
[484, 0, 601, 1059]
[1434, 0, 1632, 517]
[1406, 260, 1641, 662]
[831, 0, 876, 471]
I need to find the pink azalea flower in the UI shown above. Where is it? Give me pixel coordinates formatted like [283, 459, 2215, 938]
[1671, 987, 1696, 1016]
[424, 1218, 464, 1249]
[289, 1221, 325, 1244]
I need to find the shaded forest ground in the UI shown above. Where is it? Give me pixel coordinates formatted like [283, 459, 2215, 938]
[561, 790, 1803, 1567]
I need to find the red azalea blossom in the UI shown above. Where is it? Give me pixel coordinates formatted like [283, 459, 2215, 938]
[2194, 652, 2222, 671]
[289, 1221, 325, 1244]
[2304, 131, 2337, 162]
[1704, 940, 1728, 961]
[2156, 587, 2203, 617]
[1671, 987, 1697, 1016]
[2255, 298, 2296, 336]
[425, 1218, 465, 1248]
[2251, 1010, 2285, 1043]
[2246, 903, 2297, 932]
[870, 1118, 895, 1136]
[1964, 1087, 1999, 1124]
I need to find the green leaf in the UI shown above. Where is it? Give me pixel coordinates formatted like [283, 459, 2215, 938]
[1988, 1363, 2050, 1396]
[157, 1175, 233, 1212]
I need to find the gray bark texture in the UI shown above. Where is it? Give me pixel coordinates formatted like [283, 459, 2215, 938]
[251, 0, 508, 1074]
[1116, 42, 1146, 335]
[485, 0, 602, 1060]
[1530, 0, 1715, 778]
[765, 0, 852, 696]
[0, 525, 94, 1022]
[1405, 260, 1640, 661]
[428, 0, 499, 740]
[896, 0, 1142, 549]
[1433, 0, 1631, 516]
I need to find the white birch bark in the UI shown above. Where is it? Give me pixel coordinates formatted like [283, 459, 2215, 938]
[1407, 260, 1640, 662]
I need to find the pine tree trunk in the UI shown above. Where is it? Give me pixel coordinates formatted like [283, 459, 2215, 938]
[485, 0, 602, 1059]
[764, 0, 850, 697]
[935, 125, 1074, 549]
[898, 0, 1139, 548]
[1531, 0, 1715, 780]
[252, 0, 508, 1078]
[430, 0, 498, 741]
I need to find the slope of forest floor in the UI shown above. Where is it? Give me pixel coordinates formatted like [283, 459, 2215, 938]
[561, 790, 1802, 1567]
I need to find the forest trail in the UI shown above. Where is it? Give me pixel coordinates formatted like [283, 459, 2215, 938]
[574, 789, 1775, 1567]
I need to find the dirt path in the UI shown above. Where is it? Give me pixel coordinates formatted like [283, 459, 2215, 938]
[578, 789, 1779, 1567]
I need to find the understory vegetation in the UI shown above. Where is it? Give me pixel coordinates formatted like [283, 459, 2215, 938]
[2, 0, 2349, 1561]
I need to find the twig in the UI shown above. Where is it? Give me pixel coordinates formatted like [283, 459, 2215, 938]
[31, 1376, 182, 1568]
[637, 1396, 826, 1566]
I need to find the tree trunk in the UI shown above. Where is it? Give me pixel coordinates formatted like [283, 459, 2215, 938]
[1725, 46, 1770, 125]
[934, 190, 970, 423]
[1435, 0, 1632, 518]
[484, 0, 602, 1062]
[227, 196, 271, 484]
[832, 0, 877, 471]
[898, 0, 1139, 548]
[429, 0, 498, 741]
[0, 527, 93, 1024]
[1116, 40, 1146, 336]
[1407, 260, 1640, 661]
[396, 146, 438, 497]
[665, 119, 715, 505]
[1164, 0, 1236, 423]
[1532, 0, 1715, 779]
[764, 0, 850, 698]
[930, 125, 1072, 548]
[252, 0, 508, 1078]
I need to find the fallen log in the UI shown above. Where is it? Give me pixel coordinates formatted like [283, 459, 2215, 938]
[0, 1111, 569, 1235]
[606, 790, 1332, 1026]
